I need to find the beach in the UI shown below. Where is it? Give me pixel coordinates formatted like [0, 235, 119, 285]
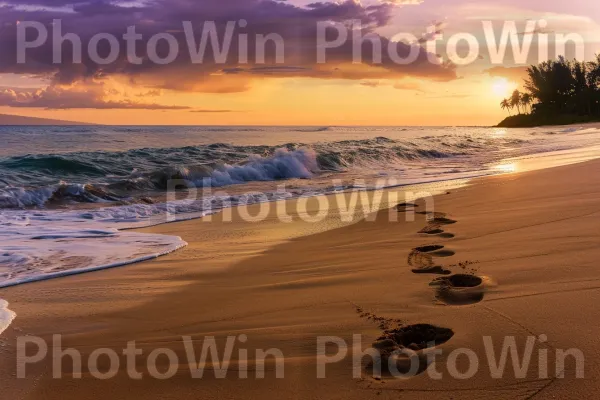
[2, 157, 599, 399]
[3, 0, 600, 396]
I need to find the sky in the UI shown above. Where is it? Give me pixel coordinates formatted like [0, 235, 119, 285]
[0, 0, 599, 126]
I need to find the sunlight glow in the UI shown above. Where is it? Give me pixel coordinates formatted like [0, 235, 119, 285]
[491, 78, 516, 98]
[490, 128, 508, 137]
[494, 162, 518, 173]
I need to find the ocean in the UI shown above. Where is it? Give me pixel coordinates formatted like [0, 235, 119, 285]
[1, 124, 600, 334]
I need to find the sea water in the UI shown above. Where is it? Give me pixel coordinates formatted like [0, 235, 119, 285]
[1, 124, 600, 335]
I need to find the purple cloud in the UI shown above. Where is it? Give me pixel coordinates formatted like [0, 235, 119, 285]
[0, 82, 191, 109]
[0, 0, 456, 108]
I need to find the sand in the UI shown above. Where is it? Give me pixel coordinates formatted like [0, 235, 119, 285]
[2, 159, 600, 399]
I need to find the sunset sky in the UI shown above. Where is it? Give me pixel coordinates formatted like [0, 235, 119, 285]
[0, 0, 599, 126]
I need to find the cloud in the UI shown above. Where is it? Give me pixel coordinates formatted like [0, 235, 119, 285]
[0, 81, 190, 109]
[223, 66, 312, 75]
[484, 66, 529, 82]
[393, 81, 425, 92]
[424, 93, 470, 99]
[417, 21, 446, 44]
[358, 79, 426, 92]
[0, 0, 456, 102]
[382, 0, 424, 4]
[360, 80, 383, 87]
[190, 109, 235, 113]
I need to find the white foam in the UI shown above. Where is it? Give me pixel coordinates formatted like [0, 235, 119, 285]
[0, 299, 16, 336]
[0, 199, 226, 335]
[0, 189, 302, 291]
[201, 148, 319, 187]
[0, 202, 217, 289]
[0, 225, 187, 288]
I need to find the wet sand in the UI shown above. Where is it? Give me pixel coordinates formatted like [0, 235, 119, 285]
[2, 159, 600, 399]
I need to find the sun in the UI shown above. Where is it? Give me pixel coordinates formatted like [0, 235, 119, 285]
[491, 78, 516, 98]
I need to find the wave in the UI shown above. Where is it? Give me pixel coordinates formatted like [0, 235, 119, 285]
[0, 182, 122, 208]
[1, 154, 107, 176]
[0, 135, 521, 209]
[130, 148, 320, 189]
[292, 126, 333, 132]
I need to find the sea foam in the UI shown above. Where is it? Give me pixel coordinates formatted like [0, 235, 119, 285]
[0, 203, 208, 289]
[0, 186, 301, 290]
[0, 299, 16, 336]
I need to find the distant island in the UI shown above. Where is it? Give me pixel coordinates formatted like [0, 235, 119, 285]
[0, 113, 92, 126]
[497, 56, 600, 128]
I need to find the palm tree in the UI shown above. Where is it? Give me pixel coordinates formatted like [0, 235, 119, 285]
[510, 90, 522, 114]
[588, 55, 600, 115]
[520, 93, 533, 114]
[500, 99, 512, 115]
[512, 55, 600, 118]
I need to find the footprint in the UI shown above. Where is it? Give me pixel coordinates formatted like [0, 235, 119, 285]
[431, 217, 457, 225]
[418, 211, 457, 238]
[430, 274, 485, 305]
[432, 274, 482, 288]
[379, 324, 455, 350]
[396, 203, 418, 212]
[408, 245, 454, 275]
[408, 250, 434, 268]
[420, 226, 445, 235]
[431, 249, 455, 257]
[438, 233, 455, 239]
[409, 245, 454, 263]
[368, 323, 455, 377]
[414, 245, 445, 253]
[419, 227, 455, 238]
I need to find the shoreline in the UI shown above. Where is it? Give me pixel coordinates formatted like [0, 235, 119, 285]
[2, 157, 600, 398]
[3, 133, 600, 293]
[497, 115, 600, 128]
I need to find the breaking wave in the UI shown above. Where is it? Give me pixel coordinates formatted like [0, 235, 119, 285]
[0, 135, 506, 209]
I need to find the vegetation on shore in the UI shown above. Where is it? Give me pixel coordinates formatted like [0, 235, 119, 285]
[497, 113, 600, 128]
[497, 56, 600, 128]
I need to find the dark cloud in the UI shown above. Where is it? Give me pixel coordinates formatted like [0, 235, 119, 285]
[0, 0, 456, 108]
[223, 66, 312, 75]
[0, 83, 190, 109]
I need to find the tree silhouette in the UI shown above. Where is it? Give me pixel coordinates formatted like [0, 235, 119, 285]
[520, 93, 533, 114]
[501, 99, 512, 115]
[510, 90, 522, 114]
[501, 55, 600, 119]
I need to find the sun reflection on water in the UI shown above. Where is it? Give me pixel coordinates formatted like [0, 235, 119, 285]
[493, 162, 518, 173]
[490, 128, 508, 137]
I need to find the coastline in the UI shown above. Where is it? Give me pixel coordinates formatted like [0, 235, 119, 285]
[497, 115, 600, 128]
[2, 158, 600, 398]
